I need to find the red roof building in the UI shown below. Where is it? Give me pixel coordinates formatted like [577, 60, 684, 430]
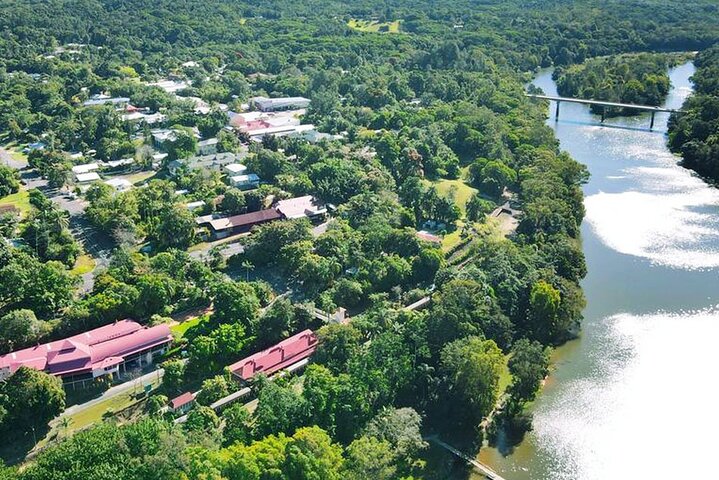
[208, 208, 282, 238]
[0, 320, 172, 383]
[170, 392, 195, 413]
[228, 329, 318, 381]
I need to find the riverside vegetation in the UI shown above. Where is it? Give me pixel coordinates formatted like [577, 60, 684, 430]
[0, 0, 718, 479]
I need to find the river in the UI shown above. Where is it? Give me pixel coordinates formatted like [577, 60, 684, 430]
[478, 61, 719, 479]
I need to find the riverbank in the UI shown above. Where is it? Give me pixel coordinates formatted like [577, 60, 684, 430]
[477, 60, 719, 480]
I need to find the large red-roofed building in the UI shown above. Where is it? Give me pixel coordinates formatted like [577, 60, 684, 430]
[0, 319, 172, 385]
[228, 329, 318, 381]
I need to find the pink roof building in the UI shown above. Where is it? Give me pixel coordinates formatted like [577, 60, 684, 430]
[228, 329, 318, 381]
[0, 320, 172, 381]
[170, 392, 195, 411]
[274, 196, 327, 220]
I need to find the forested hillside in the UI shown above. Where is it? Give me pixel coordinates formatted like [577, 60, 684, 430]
[669, 46, 719, 181]
[0, 0, 717, 478]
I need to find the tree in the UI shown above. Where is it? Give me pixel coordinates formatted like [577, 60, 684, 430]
[221, 188, 246, 215]
[508, 339, 550, 404]
[184, 405, 220, 433]
[257, 298, 296, 347]
[222, 433, 290, 480]
[363, 407, 427, 467]
[211, 280, 260, 330]
[0, 165, 20, 198]
[343, 436, 396, 480]
[529, 280, 561, 342]
[222, 403, 252, 447]
[162, 359, 186, 396]
[284, 426, 344, 480]
[0, 366, 65, 432]
[440, 336, 504, 428]
[0, 309, 49, 354]
[154, 204, 196, 250]
[165, 128, 198, 160]
[466, 193, 495, 222]
[196, 375, 231, 406]
[253, 381, 307, 438]
[217, 129, 241, 153]
[197, 108, 228, 138]
[313, 323, 362, 374]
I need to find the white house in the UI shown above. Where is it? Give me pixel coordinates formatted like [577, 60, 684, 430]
[71, 163, 100, 175]
[229, 173, 260, 190]
[197, 138, 218, 155]
[250, 96, 310, 112]
[223, 163, 248, 175]
[105, 178, 133, 192]
[275, 195, 327, 220]
[75, 171, 101, 184]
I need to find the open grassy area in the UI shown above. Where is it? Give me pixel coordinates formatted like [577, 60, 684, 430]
[70, 254, 96, 275]
[171, 316, 202, 340]
[347, 19, 401, 33]
[498, 354, 512, 395]
[0, 189, 32, 217]
[122, 170, 157, 185]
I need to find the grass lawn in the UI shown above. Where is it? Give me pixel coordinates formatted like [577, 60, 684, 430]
[122, 170, 157, 185]
[347, 19, 401, 33]
[441, 221, 465, 253]
[171, 316, 202, 340]
[498, 354, 512, 395]
[36, 377, 162, 453]
[0, 189, 32, 217]
[70, 254, 96, 275]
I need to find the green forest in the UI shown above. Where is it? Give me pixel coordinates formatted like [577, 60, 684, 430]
[554, 53, 684, 115]
[669, 45, 719, 181]
[0, 0, 717, 478]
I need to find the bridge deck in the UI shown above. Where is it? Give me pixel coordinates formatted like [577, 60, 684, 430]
[526, 93, 681, 113]
[427, 436, 507, 480]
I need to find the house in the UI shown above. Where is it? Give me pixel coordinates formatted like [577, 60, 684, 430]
[229, 173, 260, 190]
[223, 163, 247, 175]
[105, 178, 133, 192]
[168, 152, 244, 176]
[250, 96, 310, 112]
[208, 208, 281, 239]
[197, 138, 218, 155]
[75, 171, 101, 184]
[247, 124, 316, 142]
[151, 129, 178, 147]
[83, 95, 130, 107]
[0, 320, 172, 385]
[169, 392, 195, 414]
[105, 158, 135, 170]
[152, 153, 168, 169]
[185, 200, 205, 211]
[416, 230, 442, 244]
[228, 329, 318, 381]
[24, 142, 46, 152]
[275, 195, 327, 220]
[71, 163, 100, 175]
[148, 79, 190, 94]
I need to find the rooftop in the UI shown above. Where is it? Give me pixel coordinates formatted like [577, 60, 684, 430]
[170, 392, 195, 409]
[275, 195, 326, 219]
[228, 329, 318, 381]
[76, 172, 101, 183]
[209, 208, 281, 231]
[0, 320, 172, 378]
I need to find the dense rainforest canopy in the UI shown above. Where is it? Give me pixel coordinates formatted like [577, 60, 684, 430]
[554, 53, 680, 115]
[0, 0, 717, 478]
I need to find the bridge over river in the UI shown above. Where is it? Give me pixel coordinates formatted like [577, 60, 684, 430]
[526, 93, 683, 129]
